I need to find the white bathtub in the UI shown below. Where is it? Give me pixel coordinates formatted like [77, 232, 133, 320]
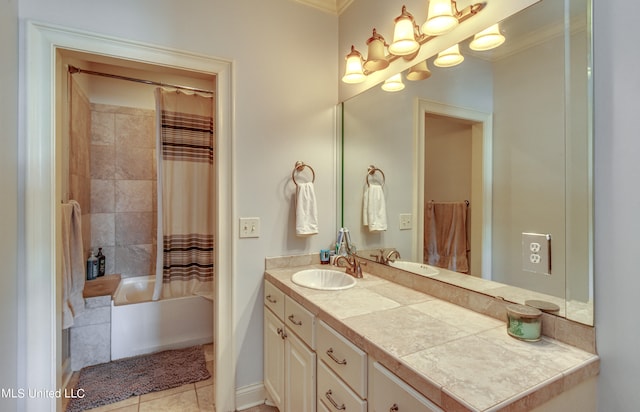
[111, 275, 214, 360]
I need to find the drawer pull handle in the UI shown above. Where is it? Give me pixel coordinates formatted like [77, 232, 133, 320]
[266, 295, 277, 304]
[288, 314, 303, 326]
[390, 404, 399, 412]
[325, 390, 346, 411]
[276, 328, 287, 339]
[326, 348, 347, 365]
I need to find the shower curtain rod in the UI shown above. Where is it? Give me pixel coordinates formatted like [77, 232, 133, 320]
[68, 65, 214, 95]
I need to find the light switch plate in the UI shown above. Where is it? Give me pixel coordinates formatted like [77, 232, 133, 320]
[522, 233, 551, 275]
[239, 217, 260, 238]
[399, 213, 413, 230]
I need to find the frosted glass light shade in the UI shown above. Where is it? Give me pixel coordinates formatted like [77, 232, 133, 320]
[422, 0, 459, 36]
[389, 6, 420, 56]
[342, 46, 366, 84]
[381, 73, 405, 92]
[469, 24, 506, 51]
[434, 44, 464, 67]
[364, 29, 389, 72]
[406, 60, 432, 81]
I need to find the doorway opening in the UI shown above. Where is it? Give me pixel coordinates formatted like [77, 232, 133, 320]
[22, 22, 234, 411]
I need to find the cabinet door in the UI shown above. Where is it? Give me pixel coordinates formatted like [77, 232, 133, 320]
[285, 330, 316, 412]
[369, 361, 442, 412]
[264, 307, 285, 411]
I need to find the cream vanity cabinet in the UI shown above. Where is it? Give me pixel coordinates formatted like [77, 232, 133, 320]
[368, 361, 442, 412]
[316, 320, 368, 412]
[264, 280, 316, 412]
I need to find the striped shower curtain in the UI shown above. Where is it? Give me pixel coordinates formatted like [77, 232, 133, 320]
[152, 88, 215, 300]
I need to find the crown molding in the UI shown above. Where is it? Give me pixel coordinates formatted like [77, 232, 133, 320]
[292, 0, 353, 15]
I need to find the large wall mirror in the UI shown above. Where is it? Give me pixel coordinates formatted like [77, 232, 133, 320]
[340, 0, 593, 325]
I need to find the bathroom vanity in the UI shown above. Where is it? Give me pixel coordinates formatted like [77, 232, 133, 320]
[264, 255, 598, 412]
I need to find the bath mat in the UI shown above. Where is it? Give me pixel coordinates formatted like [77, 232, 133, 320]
[66, 345, 211, 412]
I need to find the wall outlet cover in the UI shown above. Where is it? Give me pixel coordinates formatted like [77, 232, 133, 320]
[522, 232, 551, 275]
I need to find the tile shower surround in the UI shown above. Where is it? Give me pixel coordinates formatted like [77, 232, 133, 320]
[89, 103, 157, 278]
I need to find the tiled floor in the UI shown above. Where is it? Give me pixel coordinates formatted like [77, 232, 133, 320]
[63, 344, 216, 412]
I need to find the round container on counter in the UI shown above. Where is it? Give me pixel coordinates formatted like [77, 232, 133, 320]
[506, 304, 542, 342]
[525, 299, 561, 315]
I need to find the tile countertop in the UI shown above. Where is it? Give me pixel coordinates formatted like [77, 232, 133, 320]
[265, 264, 599, 412]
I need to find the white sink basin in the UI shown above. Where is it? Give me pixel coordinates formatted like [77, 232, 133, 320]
[291, 269, 356, 291]
[389, 260, 439, 277]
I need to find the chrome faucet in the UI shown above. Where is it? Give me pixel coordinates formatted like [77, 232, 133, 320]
[334, 254, 364, 278]
[382, 249, 401, 264]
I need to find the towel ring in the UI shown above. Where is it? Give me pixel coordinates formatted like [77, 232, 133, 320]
[366, 165, 385, 187]
[292, 161, 315, 186]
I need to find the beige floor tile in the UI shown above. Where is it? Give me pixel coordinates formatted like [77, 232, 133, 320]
[85, 396, 139, 412]
[196, 384, 214, 411]
[139, 389, 199, 412]
[203, 344, 214, 362]
[139, 382, 194, 403]
[195, 360, 214, 389]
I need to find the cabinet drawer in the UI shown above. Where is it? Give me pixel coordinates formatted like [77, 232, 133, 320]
[265, 280, 285, 321]
[317, 320, 367, 398]
[369, 361, 442, 412]
[285, 295, 316, 349]
[318, 361, 366, 412]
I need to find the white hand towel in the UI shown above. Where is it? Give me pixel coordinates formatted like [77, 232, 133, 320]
[363, 183, 387, 232]
[60, 200, 85, 329]
[296, 182, 319, 236]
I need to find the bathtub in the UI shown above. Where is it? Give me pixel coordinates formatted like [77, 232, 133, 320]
[111, 275, 214, 360]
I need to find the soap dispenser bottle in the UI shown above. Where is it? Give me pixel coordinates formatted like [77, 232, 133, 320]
[96, 247, 106, 277]
[86, 250, 98, 280]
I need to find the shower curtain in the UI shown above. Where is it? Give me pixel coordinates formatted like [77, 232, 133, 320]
[153, 88, 215, 300]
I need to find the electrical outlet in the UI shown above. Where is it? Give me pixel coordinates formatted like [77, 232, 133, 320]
[399, 213, 412, 230]
[239, 217, 260, 238]
[522, 233, 551, 275]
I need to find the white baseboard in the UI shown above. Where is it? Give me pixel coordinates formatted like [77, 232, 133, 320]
[235, 382, 267, 411]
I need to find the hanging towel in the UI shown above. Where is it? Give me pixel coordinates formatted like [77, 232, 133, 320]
[425, 201, 469, 273]
[363, 183, 387, 232]
[296, 182, 319, 236]
[60, 200, 85, 329]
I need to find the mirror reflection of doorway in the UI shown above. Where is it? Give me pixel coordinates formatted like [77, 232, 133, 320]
[424, 114, 478, 275]
[415, 100, 492, 279]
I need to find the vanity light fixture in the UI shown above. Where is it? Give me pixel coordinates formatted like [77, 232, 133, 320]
[364, 29, 390, 72]
[381, 73, 405, 92]
[469, 23, 505, 51]
[340, 1, 484, 84]
[434, 43, 465, 67]
[422, 0, 459, 36]
[406, 60, 432, 81]
[342, 45, 366, 84]
[389, 6, 421, 56]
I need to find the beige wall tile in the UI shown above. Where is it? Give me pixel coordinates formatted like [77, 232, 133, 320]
[91, 179, 115, 213]
[116, 212, 154, 246]
[91, 111, 115, 146]
[115, 180, 153, 212]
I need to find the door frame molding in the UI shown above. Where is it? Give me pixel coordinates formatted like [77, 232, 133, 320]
[22, 21, 235, 411]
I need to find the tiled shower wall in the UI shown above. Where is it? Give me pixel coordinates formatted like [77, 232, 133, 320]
[90, 104, 157, 278]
